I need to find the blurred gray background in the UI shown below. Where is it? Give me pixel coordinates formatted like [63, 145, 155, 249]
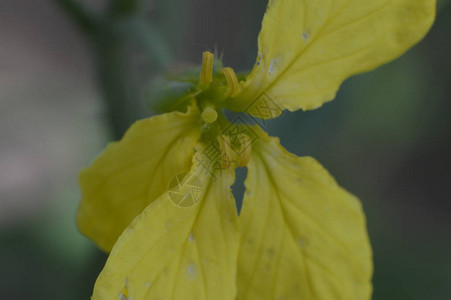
[1, 0, 450, 298]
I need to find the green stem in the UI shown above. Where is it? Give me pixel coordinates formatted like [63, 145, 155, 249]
[95, 25, 144, 139]
[52, 0, 98, 35]
[124, 18, 172, 71]
[108, 0, 142, 17]
[53, 0, 172, 139]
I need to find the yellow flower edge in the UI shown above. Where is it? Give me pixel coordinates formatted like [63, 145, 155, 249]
[237, 127, 372, 299]
[77, 105, 202, 252]
[91, 154, 239, 299]
[227, 0, 436, 118]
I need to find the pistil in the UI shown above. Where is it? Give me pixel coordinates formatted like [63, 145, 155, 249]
[201, 105, 218, 123]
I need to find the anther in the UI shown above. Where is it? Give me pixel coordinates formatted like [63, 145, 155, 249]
[201, 105, 218, 123]
[237, 133, 252, 167]
[217, 135, 233, 169]
[216, 132, 252, 169]
[200, 51, 214, 86]
[222, 67, 240, 97]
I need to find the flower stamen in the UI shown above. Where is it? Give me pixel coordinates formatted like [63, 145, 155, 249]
[200, 51, 214, 86]
[216, 132, 252, 169]
[222, 67, 240, 97]
[217, 135, 234, 169]
[237, 133, 252, 167]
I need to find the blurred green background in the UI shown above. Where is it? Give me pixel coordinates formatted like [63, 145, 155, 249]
[0, 0, 450, 299]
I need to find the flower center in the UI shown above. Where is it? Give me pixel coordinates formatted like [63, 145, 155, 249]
[196, 51, 253, 169]
[217, 132, 252, 168]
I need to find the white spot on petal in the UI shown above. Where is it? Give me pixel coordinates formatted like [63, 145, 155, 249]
[268, 59, 276, 75]
[257, 52, 263, 66]
[165, 221, 173, 229]
[302, 31, 310, 41]
[189, 232, 195, 242]
[298, 238, 305, 248]
[186, 264, 197, 280]
[146, 282, 151, 287]
[118, 294, 128, 300]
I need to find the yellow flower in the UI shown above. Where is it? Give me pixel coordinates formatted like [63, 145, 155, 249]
[77, 1, 435, 299]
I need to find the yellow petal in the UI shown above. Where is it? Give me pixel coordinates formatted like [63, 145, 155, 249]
[92, 158, 239, 300]
[228, 0, 435, 117]
[77, 105, 201, 252]
[237, 130, 372, 299]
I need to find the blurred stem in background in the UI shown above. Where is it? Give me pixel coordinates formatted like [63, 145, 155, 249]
[54, 0, 171, 138]
[51, 0, 174, 295]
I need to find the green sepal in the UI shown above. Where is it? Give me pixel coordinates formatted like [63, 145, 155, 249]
[143, 77, 199, 113]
